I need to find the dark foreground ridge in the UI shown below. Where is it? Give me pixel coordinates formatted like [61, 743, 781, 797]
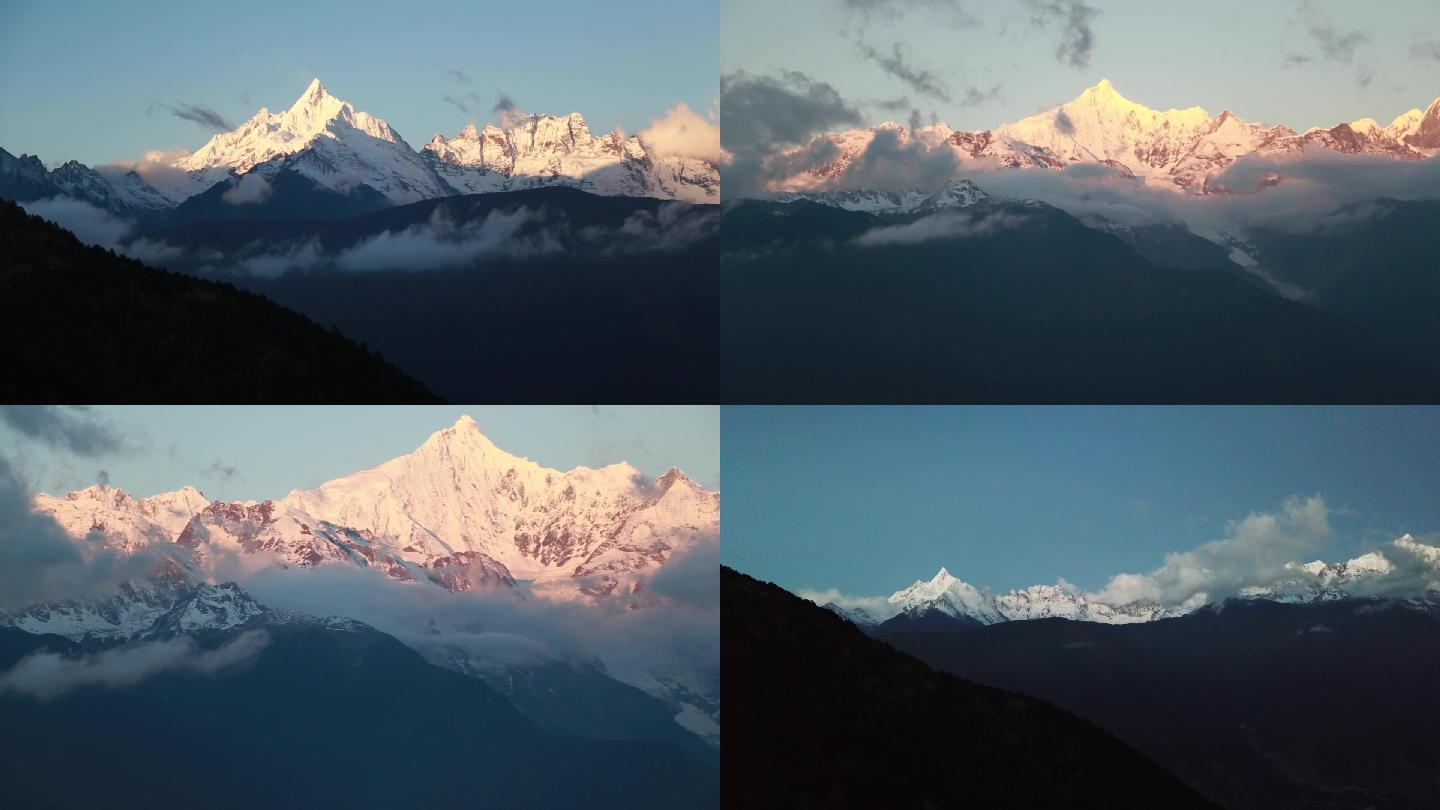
[721, 566, 1213, 809]
[0, 200, 440, 402]
[883, 596, 1440, 809]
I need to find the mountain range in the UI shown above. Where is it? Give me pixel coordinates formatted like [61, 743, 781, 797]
[3, 416, 719, 745]
[720, 193, 1440, 402]
[27, 415, 717, 606]
[819, 533, 1440, 633]
[775, 79, 1440, 197]
[1, 78, 718, 221]
[0, 80, 722, 402]
[884, 596, 1440, 808]
[723, 566, 1215, 808]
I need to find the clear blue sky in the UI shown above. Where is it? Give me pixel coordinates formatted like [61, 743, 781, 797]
[3, 406, 718, 502]
[722, 406, 1440, 596]
[0, 0, 717, 167]
[723, 0, 1440, 132]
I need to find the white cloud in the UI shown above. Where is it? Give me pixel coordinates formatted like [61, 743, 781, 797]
[1089, 495, 1334, 606]
[19, 197, 132, 249]
[221, 173, 273, 205]
[121, 238, 186, 265]
[0, 630, 269, 699]
[335, 206, 559, 272]
[639, 102, 721, 164]
[852, 210, 1029, 246]
[98, 148, 194, 203]
[796, 587, 900, 621]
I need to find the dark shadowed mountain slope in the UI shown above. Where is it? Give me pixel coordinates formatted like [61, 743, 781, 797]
[883, 597, 1440, 809]
[0, 622, 717, 809]
[720, 199, 1440, 403]
[1247, 199, 1440, 359]
[0, 200, 439, 402]
[721, 566, 1213, 809]
[135, 188, 720, 403]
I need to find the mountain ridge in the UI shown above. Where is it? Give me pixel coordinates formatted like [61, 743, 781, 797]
[32, 415, 718, 598]
[774, 80, 1440, 195]
[821, 533, 1440, 631]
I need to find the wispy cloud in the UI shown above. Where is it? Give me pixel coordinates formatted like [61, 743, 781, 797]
[856, 41, 952, 103]
[1023, 0, 1101, 69]
[200, 459, 241, 483]
[158, 102, 234, 133]
[1411, 34, 1440, 63]
[0, 630, 269, 700]
[1284, 0, 1375, 87]
[852, 210, 1030, 246]
[0, 406, 136, 457]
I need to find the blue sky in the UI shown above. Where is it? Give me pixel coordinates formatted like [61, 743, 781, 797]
[722, 406, 1440, 596]
[0, 0, 717, 167]
[1, 406, 718, 502]
[723, 0, 1440, 132]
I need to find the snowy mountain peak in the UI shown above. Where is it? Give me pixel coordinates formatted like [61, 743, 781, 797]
[293, 78, 332, 108]
[780, 82, 1437, 196]
[423, 109, 720, 202]
[419, 414, 517, 464]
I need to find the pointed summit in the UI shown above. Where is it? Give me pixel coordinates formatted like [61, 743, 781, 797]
[287, 78, 343, 118]
[1074, 78, 1139, 109]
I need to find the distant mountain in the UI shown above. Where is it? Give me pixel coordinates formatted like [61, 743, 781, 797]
[173, 79, 452, 205]
[0, 199, 439, 403]
[720, 196, 1440, 402]
[824, 534, 1440, 631]
[31, 416, 718, 598]
[0, 147, 169, 219]
[424, 115, 718, 202]
[722, 566, 1214, 809]
[19, 418, 721, 739]
[0, 78, 719, 223]
[885, 597, 1440, 809]
[778, 80, 1439, 193]
[0, 601, 718, 809]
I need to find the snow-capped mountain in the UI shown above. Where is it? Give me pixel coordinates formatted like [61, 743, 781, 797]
[424, 115, 719, 202]
[0, 147, 171, 216]
[773, 179, 988, 214]
[1385, 96, 1440, 153]
[173, 79, 451, 205]
[0, 578, 364, 643]
[2, 79, 719, 220]
[34, 483, 208, 553]
[777, 80, 1439, 195]
[823, 534, 1440, 629]
[887, 567, 1007, 624]
[30, 416, 717, 599]
[279, 415, 719, 595]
